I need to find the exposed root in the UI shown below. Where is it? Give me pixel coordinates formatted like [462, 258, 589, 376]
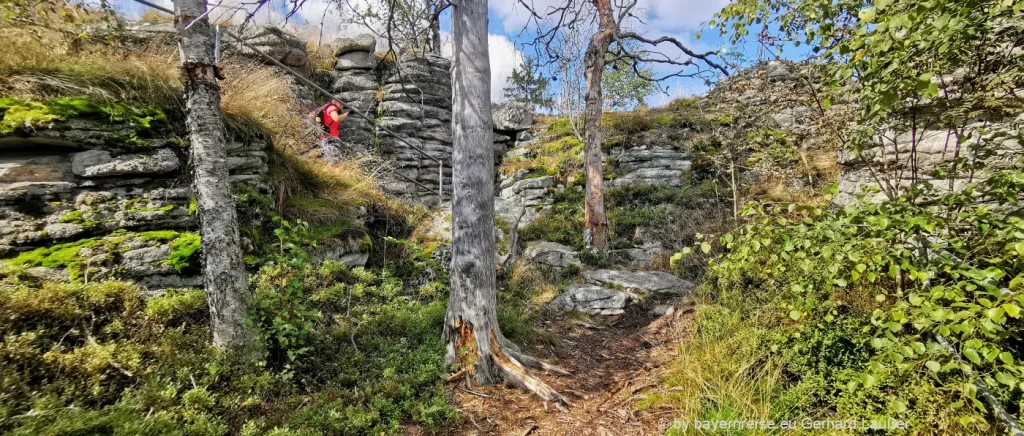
[490, 330, 571, 408]
[446, 317, 570, 408]
[503, 344, 572, 376]
[446, 369, 468, 383]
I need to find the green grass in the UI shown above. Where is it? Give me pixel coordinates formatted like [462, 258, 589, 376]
[0, 251, 460, 435]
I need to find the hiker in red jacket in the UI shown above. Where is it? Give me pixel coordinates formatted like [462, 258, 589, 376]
[316, 99, 354, 162]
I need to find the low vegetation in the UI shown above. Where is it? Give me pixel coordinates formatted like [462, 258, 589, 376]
[0, 240, 458, 434]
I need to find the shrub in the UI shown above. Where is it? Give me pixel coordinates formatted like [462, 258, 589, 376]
[670, 171, 1024, 432]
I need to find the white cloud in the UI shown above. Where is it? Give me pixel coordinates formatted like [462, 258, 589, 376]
[488, 33, 524, 102]
[633, 0, 731, 35]
[490, 0, 729, 36]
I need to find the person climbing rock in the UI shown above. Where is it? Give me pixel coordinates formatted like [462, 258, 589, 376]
[316, 99, 354, 163]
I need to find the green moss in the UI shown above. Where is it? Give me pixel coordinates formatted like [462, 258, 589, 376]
[129, 204, 176, 214]
[188, 198, 198, 216]
[165, 233, 201, 272]
[9, 238, 97, 269]
[546, 118, 576, 136]
[137, 230, 181, 243]
[58, 210, 101, 229]
[58, 210, 85, 224]
[0, 96, 166, 136]
[6, 238, 100, 283]
[145, 289, 207, 323]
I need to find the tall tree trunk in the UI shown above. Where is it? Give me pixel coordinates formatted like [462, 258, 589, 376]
[175, 0, 252, 349]
[429, 0, 442, 55]
[444, 0, 567, 405]
[581, 0, 614, 252]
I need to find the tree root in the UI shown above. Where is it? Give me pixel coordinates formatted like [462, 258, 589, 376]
[490, 330, 571, 409]
[446, 317, 570, 408]
[502, 341, 571, 376]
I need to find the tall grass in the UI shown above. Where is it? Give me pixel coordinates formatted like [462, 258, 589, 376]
[639, 306, 783, 427]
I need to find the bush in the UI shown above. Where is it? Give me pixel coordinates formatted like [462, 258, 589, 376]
[668, 172, 1024, 433]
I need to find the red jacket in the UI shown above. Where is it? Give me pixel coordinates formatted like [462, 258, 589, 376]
[322, 103, 341, 138]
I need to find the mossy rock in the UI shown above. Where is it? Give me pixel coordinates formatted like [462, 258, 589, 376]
[0, 96, 167, 136]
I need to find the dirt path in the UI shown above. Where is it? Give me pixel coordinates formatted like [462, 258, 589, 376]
[448, 297, 696, 435]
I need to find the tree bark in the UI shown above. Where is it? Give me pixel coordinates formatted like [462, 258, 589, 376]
[429, 0, 442, 55]
[444, 0, 567, 405]
[581, 0, 614, 252]
[175, 0, 253, 349]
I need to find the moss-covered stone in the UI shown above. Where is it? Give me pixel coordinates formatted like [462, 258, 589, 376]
[165, 233, 200, 273]
[0, 96, 167, 137]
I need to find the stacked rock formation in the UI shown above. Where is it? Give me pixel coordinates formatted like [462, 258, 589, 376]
[330, 35, 381, 148]
[0, 115, 270, 294]
[377, 54, 454, 205]
[607, 146, 692, 187]
[492, 101, 535, 163]
[327, 36, 455, 205]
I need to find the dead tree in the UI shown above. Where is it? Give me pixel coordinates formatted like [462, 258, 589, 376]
[174, 0, 253, 349]
[444, 0, 568, 405]
[518, 0, 731, 252]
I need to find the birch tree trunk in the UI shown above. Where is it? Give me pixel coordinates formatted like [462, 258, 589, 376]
[581, 0, 614, 252]
[175, 0, 253, 349]
[444, 0, 567, 404]
[429, 0, 442, 55]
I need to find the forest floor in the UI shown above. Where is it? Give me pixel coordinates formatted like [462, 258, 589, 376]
[441, 296, 697, 435]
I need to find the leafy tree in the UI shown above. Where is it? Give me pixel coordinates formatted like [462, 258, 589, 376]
[502, 57, 554, 110]
[693, 0, 1024, 432]
[602, 56, 657, 110]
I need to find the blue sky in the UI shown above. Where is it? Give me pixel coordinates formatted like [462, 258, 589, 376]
[111, 0, 801, 105]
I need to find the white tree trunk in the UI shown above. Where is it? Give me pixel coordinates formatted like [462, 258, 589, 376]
[443, 0, 567, 405]
[175, 0, 252, 349]
[444, 0, 504, 384]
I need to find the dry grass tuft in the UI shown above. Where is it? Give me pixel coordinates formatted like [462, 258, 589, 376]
[139, 10, 173, 23]
[506, 259, 562, 310]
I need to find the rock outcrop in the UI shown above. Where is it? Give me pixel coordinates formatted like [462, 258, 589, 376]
[834, 114, 1024, 206]
[327, 40, 454, 205]
[522, 241, 580, 268]
[582, 269, 695, 295]
[0, 115, 270, 294]
[491, 101, 535, 165]
[377, 54, 454, 205]
[547, 284, 634, 315]
[608, 146, 692, 187]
